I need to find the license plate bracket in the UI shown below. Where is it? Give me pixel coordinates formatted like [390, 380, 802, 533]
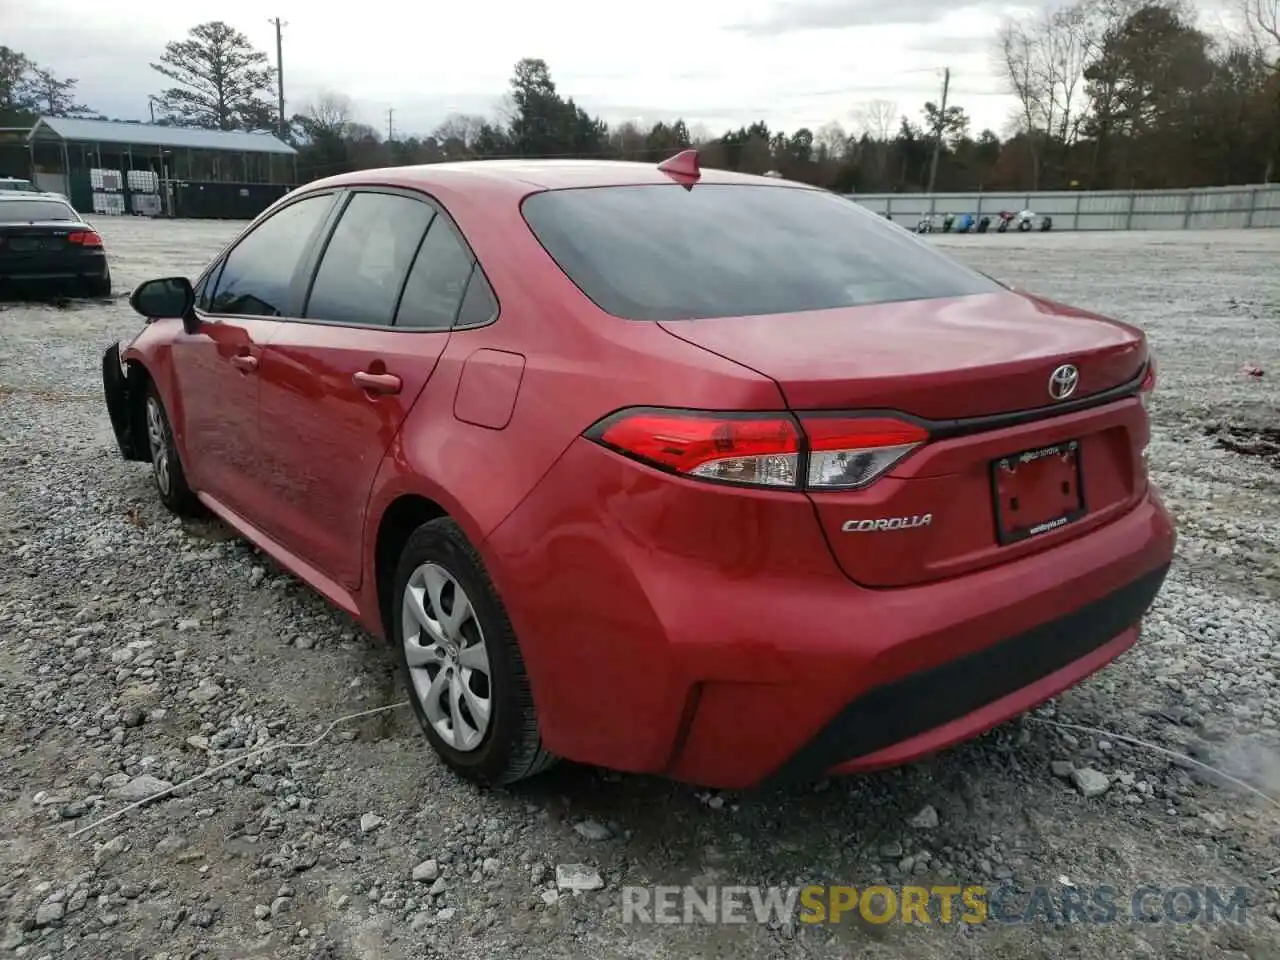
[991, 440, 1085, 545]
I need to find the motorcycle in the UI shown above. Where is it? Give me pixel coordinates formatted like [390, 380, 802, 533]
[976, 215, 992, 233]
[915, 215, 934, 234]
[1040, 215, 1053, 232]
[941, 213, 956, 233]
[996, 210, 1015, 233]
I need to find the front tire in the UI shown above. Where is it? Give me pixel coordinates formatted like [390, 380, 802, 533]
[144, 384, 201, 516]
[392, 518, 556, 786]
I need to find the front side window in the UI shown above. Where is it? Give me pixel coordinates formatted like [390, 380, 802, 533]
[208, 193, 334, 317]
[305, 192, 436, 326]
[521, 184, 1003, 321]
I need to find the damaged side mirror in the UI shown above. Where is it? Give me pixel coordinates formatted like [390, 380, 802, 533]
[130, 277, 199, 334]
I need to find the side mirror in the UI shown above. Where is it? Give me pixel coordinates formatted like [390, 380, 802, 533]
[130, 277, 198, 333]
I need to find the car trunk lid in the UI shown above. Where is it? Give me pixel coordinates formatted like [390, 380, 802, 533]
[658, 290, 1152, 587]
[657, 291, 1145, 419]
[0, 221, 87, 256]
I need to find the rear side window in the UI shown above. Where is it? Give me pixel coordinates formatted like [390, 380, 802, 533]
[394, 216, 475, 330]
[455, 267, 498, 327]
[209, 194, 333, 317]
[306, 192, 435, 326]
[520, 184, 1002, 321]
[0, 199, 78, 222]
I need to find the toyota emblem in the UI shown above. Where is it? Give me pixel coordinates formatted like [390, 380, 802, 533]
[1048, 364, 1079, 401]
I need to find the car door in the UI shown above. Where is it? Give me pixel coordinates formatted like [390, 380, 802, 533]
[170, 191, 338, 519]
[255, 188, 485, 587]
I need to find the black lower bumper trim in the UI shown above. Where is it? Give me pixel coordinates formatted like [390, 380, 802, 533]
[765, 563, 1171, 786]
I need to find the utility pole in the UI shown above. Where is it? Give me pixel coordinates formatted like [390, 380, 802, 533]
[269, 17, 287, 140]
[387, 108, 395, 142]
[927, 66, 950, 194]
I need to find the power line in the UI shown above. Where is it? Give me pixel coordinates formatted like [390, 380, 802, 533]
[268, 17, 287, 140]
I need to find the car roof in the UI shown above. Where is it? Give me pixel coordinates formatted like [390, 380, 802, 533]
[308, 157, 818, 200]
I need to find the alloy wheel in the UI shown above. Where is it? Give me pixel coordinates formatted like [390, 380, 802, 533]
[145, 396, 171, 495]
[401, 562, 493, 752]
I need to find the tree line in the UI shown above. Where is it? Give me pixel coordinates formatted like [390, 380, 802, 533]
[2, 0, 1278, 192]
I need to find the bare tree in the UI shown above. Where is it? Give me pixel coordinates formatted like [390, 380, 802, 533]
[294, 92, 354, 141]
[1044, 5, 1099, 144]
[996, 18, 1048, 186]
[815, 120, 848, 159]
[310, 94, 354, 132]
[433, 113, 486, 145]
[850, 99, 897, 141]
[1238, 0, 1280, 56]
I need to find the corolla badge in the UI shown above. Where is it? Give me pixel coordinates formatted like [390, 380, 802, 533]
[841, 514, 932, 533]
[1048, 363, 1079, 401]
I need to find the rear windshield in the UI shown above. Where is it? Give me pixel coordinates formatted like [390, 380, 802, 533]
[521, 184, 1001, 321]
[0, 199, 78, 223]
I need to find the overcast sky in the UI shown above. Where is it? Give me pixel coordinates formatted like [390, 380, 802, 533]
[5, 0, 1050, 139]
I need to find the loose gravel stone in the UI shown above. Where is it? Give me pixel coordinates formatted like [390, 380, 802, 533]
[1072, 768, 1112, 798]
[412, 860, 440, 882]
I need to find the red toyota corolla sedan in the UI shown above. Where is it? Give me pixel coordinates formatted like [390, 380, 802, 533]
[101, 152, 1174, 790]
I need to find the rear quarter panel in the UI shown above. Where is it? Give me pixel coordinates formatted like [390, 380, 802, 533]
[359, 176, 789, 610]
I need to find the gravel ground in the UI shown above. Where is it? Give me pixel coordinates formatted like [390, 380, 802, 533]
[1, 220, 1279, 960]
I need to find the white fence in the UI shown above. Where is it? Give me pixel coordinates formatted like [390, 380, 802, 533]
[848, 184, 1280, 230]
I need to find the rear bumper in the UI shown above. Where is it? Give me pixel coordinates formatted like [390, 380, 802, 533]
[0, 250, 108, 283]
[485, 438, 1176, 789]
[102, 342, 147, 462]
[767, 563, 1166, 785]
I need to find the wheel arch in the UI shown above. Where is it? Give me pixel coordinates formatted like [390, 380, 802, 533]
[371, 492, 450, 642]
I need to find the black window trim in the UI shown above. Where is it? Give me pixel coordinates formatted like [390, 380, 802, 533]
[199, 188, 341, 322]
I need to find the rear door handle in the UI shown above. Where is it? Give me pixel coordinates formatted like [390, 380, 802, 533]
[230, 354, 258, 373]
[353, 371, 402, 395]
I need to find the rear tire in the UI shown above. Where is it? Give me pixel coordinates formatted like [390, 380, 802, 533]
[144, 383, 202, 517]
[392, 517, 557, 786]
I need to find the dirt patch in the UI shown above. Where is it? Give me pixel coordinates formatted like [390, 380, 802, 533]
[1205, 423, 1280, 469]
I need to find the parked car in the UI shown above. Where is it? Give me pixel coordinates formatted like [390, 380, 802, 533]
[101, 151, 1174, 790]
[0, 193, 111, 297]
[0, 177, 39, 192]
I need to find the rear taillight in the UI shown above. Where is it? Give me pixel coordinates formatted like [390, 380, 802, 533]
[68, 230, 102, 247]
[590, 409, 801, 487]
[585, 408, 928, 490]
[800, 415, 929, 489]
